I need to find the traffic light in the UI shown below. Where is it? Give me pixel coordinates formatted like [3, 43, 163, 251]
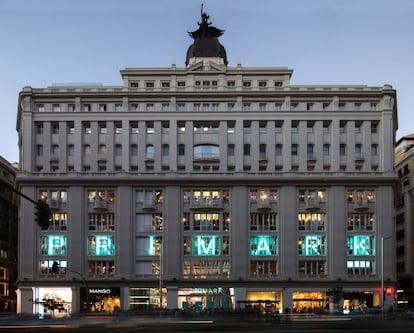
[35, 200, 51, 230]
[51, 261, 59, 274]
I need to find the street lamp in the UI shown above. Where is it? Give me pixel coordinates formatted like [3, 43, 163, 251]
[381, 236, 392, 313]
[159, 236, 163, 311]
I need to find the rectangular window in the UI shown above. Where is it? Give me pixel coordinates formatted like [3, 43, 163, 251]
[115, 122, 123, 134]
[52, 104, 61, 112]
[130, 103, 139, 111]
[130, 121, 139, 134]
[99, 122, 107, 134]
[250, 236, 277, 256]
[136, 214, 163, 232]
[250, 213, 277, 231]
[371, 144, 378, 156]
[36, 145, 43, 156]
[88, 260, 115, 275]
[298, 235, 326, 255]
[68, 145, 74, 156]
[227, 144, 235, 156]
[67, 122, 75, 134]
[192, 236, 220, 256]
[162, 104, 169, 112]
[37, 104, 45, 112]
[298, 260, 326, 276]
[50, 212, 68, 231]
[323, 144, 330, 156]
[242, 103, 251, 112]
[40, 260, 67, 275]
[347, 214, 374, 231]
[347, 235, 375, 255]
[40, 235, 67, 255]
[347, 260, 374, 276]
[88, 235, 115, 256]
[146, 104, 154, 112]
[177, 103, 185, 112]
[340, 144, 346, 156]
[298, 213, 325, 231]
[250, 260, 277, 277]
[291, 144, 298, 156]
[275, 144, 282, 156]
[244, 144, 251, 156]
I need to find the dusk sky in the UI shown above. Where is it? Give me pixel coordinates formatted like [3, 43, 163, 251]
[1, 0, 413, 163]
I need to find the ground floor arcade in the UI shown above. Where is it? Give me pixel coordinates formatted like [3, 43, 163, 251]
[16, 283, 395, 317]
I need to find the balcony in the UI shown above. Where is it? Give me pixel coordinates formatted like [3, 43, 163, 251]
[305, 199, 320, 212]
[94, 197, 108, 211]
[190, 197, 223, 211]
[256, 199, 272, 211]
[142, 199, 157, 211]
[48, 199, 62, 211]
[353, 199, 369, 211]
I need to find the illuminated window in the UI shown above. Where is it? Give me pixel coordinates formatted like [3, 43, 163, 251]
[88, 189, 115, 210]
[250, 236, 277, 256]
[250, 213, 277, 231]
[298, 189, 326, 205]
[88, 260, 115, 275]
[40, 235, 67, 255]
[298, 236, 326, 256]
[347, 189, 375, 203]
[87, 235, 115, 256]
[347, 260, 374, 275]
[50, 213, 68, 231]
[40, 260, 67, 274]
[250, 260, 277, 277]
[193, 213, 219, 231]
[298, 260, 326, 276]
[192, 236, 220, 256]
[347, 235, 375, 255]
[250, 189, 277, 203]
[347, 214, 374, 231]
[298, 213, 325, 231]
[88, 213, 115, 231]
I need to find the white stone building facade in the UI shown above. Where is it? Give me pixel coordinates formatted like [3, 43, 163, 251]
[15, 11, 398, 315]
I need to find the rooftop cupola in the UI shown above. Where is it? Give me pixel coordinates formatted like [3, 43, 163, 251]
[185, 6, 228, 67]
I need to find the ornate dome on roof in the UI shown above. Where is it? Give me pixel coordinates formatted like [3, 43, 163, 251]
[185, 6, 228, 66]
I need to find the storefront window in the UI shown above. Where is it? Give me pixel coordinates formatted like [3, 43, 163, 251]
[129, 288, 162, 310]
[80, 287, 120, 312]
[292, 291, 327, 313]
